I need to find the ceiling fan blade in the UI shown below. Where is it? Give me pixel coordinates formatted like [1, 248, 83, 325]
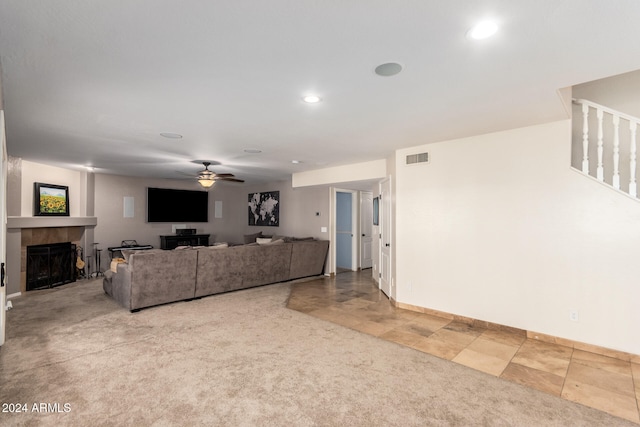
[215, 177, 244, 183]
[212, 173, 235, 177]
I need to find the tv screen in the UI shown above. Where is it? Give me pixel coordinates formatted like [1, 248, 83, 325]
[147, 187, 209, 223]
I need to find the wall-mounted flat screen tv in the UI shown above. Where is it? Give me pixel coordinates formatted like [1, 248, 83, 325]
[147, 187, 208, 223]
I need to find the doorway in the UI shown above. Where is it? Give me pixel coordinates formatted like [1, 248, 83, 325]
[360, 191, 373, 269]
[379, 178, 392, 297]
[0, 111, 7, 346]
[336, 191, 354, 272]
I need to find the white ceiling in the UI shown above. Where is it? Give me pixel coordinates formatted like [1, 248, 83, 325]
[2, 1, 640, 184]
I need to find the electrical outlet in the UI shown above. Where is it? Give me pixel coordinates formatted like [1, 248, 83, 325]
[569, 310, 579, 322]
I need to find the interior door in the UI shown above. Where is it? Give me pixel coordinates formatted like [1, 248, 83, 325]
[0, 111, 7, 346]
[360, 192, 373, 269]
[336, 191, 353, 270]
[379, 179, 391, 297]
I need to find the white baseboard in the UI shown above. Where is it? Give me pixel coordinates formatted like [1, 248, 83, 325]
[7, 292, 21, 299]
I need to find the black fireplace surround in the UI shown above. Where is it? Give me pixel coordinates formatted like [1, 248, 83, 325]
[26, 242, 77, 291]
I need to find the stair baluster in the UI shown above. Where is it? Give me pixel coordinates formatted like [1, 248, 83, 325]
[573, 98, 640, 199]
[582, 103, 590, 173]
[597, 108, 604, 181]
[630, 121, 637, 197]
[613, 115, 620, 189]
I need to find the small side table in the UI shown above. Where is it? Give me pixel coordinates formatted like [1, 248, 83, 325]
[92, 243, 104, 277]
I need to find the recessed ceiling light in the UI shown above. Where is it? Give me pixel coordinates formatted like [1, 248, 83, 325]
[291, 160, 302, 164]
[244, 148, 262, 154]
[160, 132, 183, 139]
[374, 62, 403, 77]
[302, 95, 321, 104]
[467, 21, 498, 40]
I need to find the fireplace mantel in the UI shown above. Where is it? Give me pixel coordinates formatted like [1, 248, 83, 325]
[7, 216, 97, 230]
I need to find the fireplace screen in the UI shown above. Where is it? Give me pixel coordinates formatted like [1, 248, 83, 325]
[26, 242, 77, 291]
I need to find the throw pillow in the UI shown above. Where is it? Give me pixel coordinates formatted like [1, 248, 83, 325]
[243, 231, 263, 244]
[256, 237, 272, 245]
[110, 257, 126, 273]
[206, 243, 229, 249]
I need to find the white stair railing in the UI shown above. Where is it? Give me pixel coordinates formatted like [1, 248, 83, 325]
[573, 98, 640, 198]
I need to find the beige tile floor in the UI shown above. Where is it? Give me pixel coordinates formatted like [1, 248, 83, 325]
[287, 271, 640, 424]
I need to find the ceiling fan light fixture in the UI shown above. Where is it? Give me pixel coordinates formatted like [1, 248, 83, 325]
[198, 178, 216, 189]
[193, 160, 244, 187]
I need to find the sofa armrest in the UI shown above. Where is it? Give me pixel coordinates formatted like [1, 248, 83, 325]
[108, 263, 132, 310]
[289, 240, 329, 280]
[129, 250, 198, 310]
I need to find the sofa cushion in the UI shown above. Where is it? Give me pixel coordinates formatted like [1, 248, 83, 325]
[263, 239, 284, 246]
[195, 246, 246, 297]
[121, 249, 135, 262]
[241, 244, 293, 288]
[129, 250, 198, 309]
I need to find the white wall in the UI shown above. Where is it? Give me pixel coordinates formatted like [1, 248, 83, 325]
[94, 175, 331, 252]
[242, 180, 330, 240]
[94, 174, 245, 249]
[395, 120, 640, 355]
[292, 159, 386, 188]
[20, 160, 83, 216]
[573, 69, 640, 117]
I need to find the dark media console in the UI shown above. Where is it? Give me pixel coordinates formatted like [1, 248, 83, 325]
[176, 228, 197, 236]
[160, 234, 210, 250]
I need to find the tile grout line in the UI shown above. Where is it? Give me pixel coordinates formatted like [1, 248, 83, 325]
[497, 336, 524, 379]
[558, 347, 575, 400]
[632, 365, 640, 421]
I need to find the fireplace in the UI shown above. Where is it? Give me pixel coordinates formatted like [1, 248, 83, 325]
[26, 242, 77, 291]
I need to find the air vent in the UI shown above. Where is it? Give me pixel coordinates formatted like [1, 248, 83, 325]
[406, 152, 429, 165]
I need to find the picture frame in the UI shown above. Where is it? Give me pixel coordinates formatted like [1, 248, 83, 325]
[248, 191, 280, 226]
[373, 197, 379, 226]
[34, 182, 69, 216]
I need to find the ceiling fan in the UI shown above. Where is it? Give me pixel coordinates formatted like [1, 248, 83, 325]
[196, 162, 244, 189]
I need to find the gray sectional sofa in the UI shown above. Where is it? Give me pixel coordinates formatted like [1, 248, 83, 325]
[103, 240, 329, 311]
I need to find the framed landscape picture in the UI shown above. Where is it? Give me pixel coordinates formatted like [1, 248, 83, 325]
[34, 182, 69, 216]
